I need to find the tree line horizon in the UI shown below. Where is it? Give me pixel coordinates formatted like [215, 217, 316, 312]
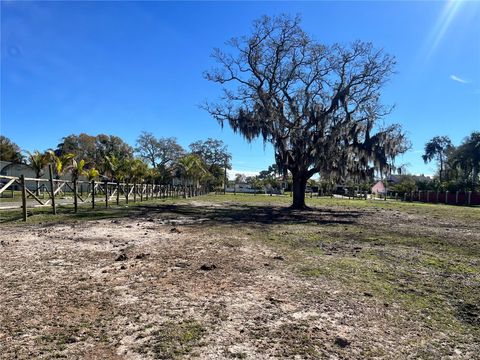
[1, 129, 478, 194]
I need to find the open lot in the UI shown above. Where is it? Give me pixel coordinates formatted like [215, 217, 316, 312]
[1, 195, 479, 359]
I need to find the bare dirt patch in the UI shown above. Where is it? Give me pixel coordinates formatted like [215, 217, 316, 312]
[1, 198, 479, 359]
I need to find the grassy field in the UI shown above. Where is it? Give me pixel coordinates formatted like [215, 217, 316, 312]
[0, 194, 479, 359]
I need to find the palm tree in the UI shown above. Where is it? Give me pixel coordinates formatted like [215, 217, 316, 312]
[104, 155, 122, 181]
[84, 167, 100, 207]
[70, 159, 87, 212]
[71, 159, 87, 182]
[176, 154, 207, 197]
[104, 155, 130, 204]
[129, 159, 149, 183]
[45, 151, 75, 198]
[422, 136, 452, 183]
[27, 150, 51, 195]
[249, 176, 263, 195]
[85, 168, 100, 182]
[129, 159, 149, 202]
[48, 151, 75, 180]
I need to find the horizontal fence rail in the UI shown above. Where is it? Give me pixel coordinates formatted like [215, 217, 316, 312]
[0, 167, 206, 221]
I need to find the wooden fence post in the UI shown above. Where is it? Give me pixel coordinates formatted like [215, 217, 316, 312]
[468, 191, 472, 206]
[73, 179, 78, 213]
[445, 190, 449, 204]
[116, 181, 120, 205]
[20, 175, 27, 221]
[91, 180, 95, 209]
[125, 182, 129, 204]
[133, 182, 137, 202]
[49, 164, 57, 215]
[105, 180, 109, 208]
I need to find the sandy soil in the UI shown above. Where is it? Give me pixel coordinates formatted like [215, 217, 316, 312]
[0, 200, 479, 359]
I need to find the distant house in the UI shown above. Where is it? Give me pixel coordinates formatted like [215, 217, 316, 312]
[0, 160, 88, 181]
[0, 160, 91, 193]
[226, 182, 258, 193]
[0, 161, 41, 191]
[0, 161, 38, 179]
[371, 181, 386, 194]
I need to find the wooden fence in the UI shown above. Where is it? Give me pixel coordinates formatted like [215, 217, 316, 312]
[0, 166, 205, 221]
[401, 190, 480, 206]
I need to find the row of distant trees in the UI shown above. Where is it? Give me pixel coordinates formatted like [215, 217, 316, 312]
[0, 133, 232, 192]
[421, 132, 479, 192]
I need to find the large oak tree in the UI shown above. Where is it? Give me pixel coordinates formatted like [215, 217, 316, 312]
[204, 15, 408, 209]
[135, 131, 185, 169]
[189, 138, 232, 189]
[0, 136, 23, 163]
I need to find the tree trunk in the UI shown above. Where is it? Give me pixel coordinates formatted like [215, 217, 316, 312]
[472, 163, 478, 189]
[291, 171, 308, 209]
[439, 156, 443, 183]
[73, 179, 78, 213]
[116, 181, 120, 205]
[36, 170, 41, 196]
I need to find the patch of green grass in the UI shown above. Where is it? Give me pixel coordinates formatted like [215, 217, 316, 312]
[143, 320, 206, 359]
[250, 320, 321, 358]
[421, 254, 479, 274]
[249, 220, 479, 337]
[200, 193, 480, 221]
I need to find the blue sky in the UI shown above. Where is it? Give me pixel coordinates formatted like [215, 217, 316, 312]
[1, 1, 479, 178]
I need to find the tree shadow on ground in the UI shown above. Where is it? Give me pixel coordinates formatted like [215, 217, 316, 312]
[0, 201, 363, 226]
[128, 203, 363, 227]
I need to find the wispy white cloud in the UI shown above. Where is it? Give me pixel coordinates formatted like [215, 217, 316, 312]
[450, 75, 470, 84]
